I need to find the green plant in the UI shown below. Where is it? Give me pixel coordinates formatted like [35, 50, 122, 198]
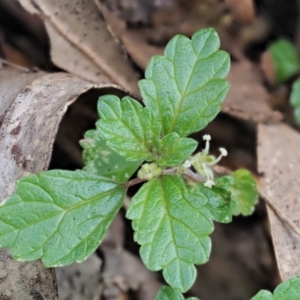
[251, 276, 300, 300]
[290, 77, 300, 124]
[268, 39, 300, 83]
[0, 28, 260, 298]
[268, 38, 300, 124]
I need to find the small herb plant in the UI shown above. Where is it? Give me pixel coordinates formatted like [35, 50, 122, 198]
[268, 38, 300, 124]
[268, 39, 300, 84]
[0, 28, 262, 299]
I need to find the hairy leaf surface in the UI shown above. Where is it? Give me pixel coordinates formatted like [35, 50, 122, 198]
[190, 176, 235, 223]
[251, 276, 300, 300]
[139, 28, 230, 137]
[229, 169, 258, 216]
[127, 175, 213, 292]
[251, 291, 273, 300]
[154, 286, 199, 300]
[154, 132, 198, 167]
[0, 170, 126, 267]
[80, 129, 141, 183]
[97, 95, 161, 161]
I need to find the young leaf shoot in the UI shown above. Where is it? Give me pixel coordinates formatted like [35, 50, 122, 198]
[0, 27, 259, 299]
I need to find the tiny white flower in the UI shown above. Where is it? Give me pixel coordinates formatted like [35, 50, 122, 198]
[203, 134, 211, 154]
[191, 136, 229, 188]
[204, 180, 215, 188]
[219, 148, 227, 156]
[183, 160, 192, 168]
[203, 134, 211, 141]
[137, 163, 162, 180]
[206, 147, 228, 166]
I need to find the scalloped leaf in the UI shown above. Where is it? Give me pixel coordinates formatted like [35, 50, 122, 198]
[230, 169, 258, 216]
[154, 286, 199, 300]
[139, 27, 230, 137]
[126, 175, 213, 292]
[154, 132, 198, 167]
[96, 95, 161, 161]
[0, 170, 126, 267]
[290, 77, 300, 124]
[251, 276, 300, 300]
[190, 176, 235, 223]
[80, 129, 142, 183]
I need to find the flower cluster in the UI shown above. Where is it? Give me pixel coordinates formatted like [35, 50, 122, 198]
[137, 135, 227, 188]
[137, 162, 162, 180]
[187, 134, 227, 188]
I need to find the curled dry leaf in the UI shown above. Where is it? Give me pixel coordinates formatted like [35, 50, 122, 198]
[18, 0, 139, 94]
[0, 64, 45, 126]
[258, 123, 300, 280]
[0, 68, 130, 299]
[0, 66, 58, 299]
[223, 60, 282, 123]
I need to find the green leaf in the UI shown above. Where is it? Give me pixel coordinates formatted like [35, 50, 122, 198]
[268, 39, 300, 83]
[190, 176, 235, 223]
[154, 286, 200, 300]
[0, 170, 126, 267]
[251, 276, 300, 300]
[126, 175, 213, 292]
[154, 286, 185, 300]
[229, 169, 258, 216]
[80, 129, 142, 183]
[290, 77, 300, 124]
[273, 276, 300, 299]
[96, 95, 161, 161]
[251, 291, 273, 300]
[154, 132, 198, 167]
[139, 28, 230, 137]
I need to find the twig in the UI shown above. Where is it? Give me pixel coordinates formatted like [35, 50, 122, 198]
[124, 177, 146, 188]
[0, 57, 32, 72]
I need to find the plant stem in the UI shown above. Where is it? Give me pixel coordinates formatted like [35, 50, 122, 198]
[124, 167, 205, 188]
[124, 177, 146, 188]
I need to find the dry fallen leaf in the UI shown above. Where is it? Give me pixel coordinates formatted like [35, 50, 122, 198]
[0, 66, 58, 299]
[94, 5, 277, 125]
[223, 60, 282, 122]
[0, 64, 45, 126]
[101, 212, 161, 300]
[56, 253, 103, 300]
[96, 1, 164, 70]
[258, 123, 300, 280]
[96, 0, 228, 70]
[18, 0, 139, 94]
[0, 68, 131, 299]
